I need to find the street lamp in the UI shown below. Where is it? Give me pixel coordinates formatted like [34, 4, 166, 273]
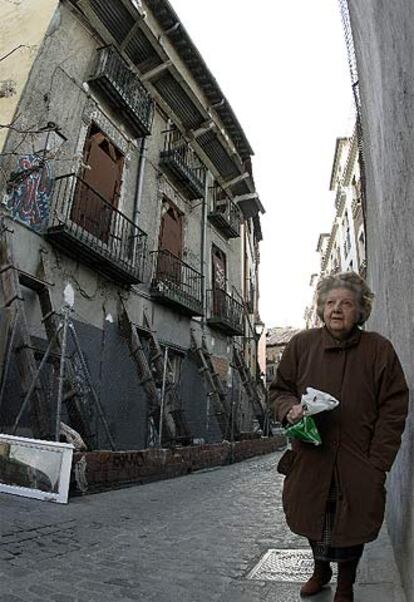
[254, 320, 265, 340]
[253, 319, 268, 435]
[253, 319, 266, 386]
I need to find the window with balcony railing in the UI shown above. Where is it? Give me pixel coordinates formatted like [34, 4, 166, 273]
[150, 249, 203, 317]
[88, 45, 154, 137]
[208, 185, 241, 239]
[159, 128, 206, 200]
[46, 174, 147, 284]
[207, 288, 244, 336]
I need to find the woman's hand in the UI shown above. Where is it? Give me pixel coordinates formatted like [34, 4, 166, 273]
[286, 404, 305, 425]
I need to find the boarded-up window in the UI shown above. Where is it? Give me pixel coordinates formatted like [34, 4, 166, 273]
[158, 197, 183, 257]
[212, 245, 227, 315]
[157, 198, 183, 282]
[212, 245, 226, 290]
[72, 124, 124, 241]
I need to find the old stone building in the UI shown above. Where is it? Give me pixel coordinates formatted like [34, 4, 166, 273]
[327, 132, 366, 275]
[304, 129, 366, 328]
[342, 1, 414, 598]
[265, 327, 300, 387]
[0, 0, 266, 450]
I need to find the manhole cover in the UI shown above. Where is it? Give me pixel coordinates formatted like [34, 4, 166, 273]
[247, 549, 337, 582]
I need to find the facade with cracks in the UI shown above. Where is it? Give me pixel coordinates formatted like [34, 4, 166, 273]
[0, 0, 267, 451]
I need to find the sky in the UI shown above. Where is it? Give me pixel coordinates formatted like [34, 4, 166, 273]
[172, 0, 355, 328]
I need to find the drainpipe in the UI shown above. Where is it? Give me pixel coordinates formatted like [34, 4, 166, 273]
[133, 137, 147, 226]
[132, 137, 147, 279]
[201, 171, 209, 440]
[200, 171, 209, 330]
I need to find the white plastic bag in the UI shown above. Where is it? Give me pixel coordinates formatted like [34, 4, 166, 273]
[283, 388, 340, 447]
[300, 387, 339, 416]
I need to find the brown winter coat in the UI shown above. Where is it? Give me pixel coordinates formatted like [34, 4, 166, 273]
[269, 326, 409, 547]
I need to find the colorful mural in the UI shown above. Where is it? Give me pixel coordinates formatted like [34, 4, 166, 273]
[5, 154, 53, 232]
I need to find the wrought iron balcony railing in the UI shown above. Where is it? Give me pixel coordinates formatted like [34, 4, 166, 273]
[88, 45, 154, 137]
[359, 258, 367, 278]
[207, 288, 244, 336]
[352, 196, 362, 218]
[150, 250, 203, 317]
[46, 174, 147, 285]
[159, 129, 206, 200]
[208, 185, 241, 238]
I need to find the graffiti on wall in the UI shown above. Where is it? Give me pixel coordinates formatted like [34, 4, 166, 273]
[5, 154, 53, 231]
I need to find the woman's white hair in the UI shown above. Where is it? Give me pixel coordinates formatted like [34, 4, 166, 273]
[316, 271, 375, 326]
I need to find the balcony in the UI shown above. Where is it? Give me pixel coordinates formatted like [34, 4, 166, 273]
[207, 289, 244, 336]
[359, 258, 367, 278]
[88, 46, 154, 137]
[46, 174, 147, 285]
[159, 129, 206, 200]
[150, 250, 203, 316]
[352, 196, 362, 218]
[208, 186, 241, 239]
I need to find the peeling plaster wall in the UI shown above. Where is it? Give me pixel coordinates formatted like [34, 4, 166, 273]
[348, 1, 414, 598]
[0, 0, 255, 446]
[0, 0, 60, 152]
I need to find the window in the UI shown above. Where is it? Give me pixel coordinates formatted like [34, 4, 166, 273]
[211, 245, 227, 315]
[72, 124, 124, 241]
[358, 229, 366, 263]
[343, 211, 351, 257]
[156, 197, 183, 284]
[159, 197, 183, 258]
[211, 245, 227, 291]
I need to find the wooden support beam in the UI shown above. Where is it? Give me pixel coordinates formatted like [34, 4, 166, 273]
[0, 223, 50, 438]
[222, 172, 250, 190]
[140, 60, 172, 82]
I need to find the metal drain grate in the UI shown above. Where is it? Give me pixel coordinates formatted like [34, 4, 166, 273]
[247, 549, 337, 583]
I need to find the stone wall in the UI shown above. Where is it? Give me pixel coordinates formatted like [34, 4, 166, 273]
[70, 436, 285, 495]
[348, 1, 414, 598]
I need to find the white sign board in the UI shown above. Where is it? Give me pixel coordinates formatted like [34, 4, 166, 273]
[0, 434, 74, 504]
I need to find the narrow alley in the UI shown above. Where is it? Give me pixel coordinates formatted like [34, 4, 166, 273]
[0, 452, 405, 602]
[1, 0, 413, 599]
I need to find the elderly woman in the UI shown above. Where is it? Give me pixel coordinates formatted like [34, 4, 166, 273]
[269, 272, 408, 602]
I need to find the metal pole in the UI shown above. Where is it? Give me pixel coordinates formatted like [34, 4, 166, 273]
[231, 359, 236, 438]
[200, 173, 209, 329]
[55, 308, 69, 441]
[230, 399, 236, 463]
[158, 346, 168, 448]
[132, 138, 147, 279]
[12, 326, 62, 435]
[132, 137, 147, 226]
[206, 393, 210, 438]
[68, 321, 116, 450]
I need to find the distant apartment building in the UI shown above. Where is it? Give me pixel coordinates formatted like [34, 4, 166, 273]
[0, 0, 266, 449]
[304, 129, 366, 327]
[265, 327, 300, 386]
[304, 273, 320, 329]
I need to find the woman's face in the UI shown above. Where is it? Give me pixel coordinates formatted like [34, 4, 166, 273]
[323, 287, 359, 339]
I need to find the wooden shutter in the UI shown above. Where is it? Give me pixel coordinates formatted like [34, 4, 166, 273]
[157, 198, 183, 283]
[212, 246, 227, 315]
[158, 199, 182, 258]
[72, 127, 123, 241]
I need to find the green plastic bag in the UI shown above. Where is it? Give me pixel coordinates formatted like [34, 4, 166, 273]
[283, 415, 322, 446]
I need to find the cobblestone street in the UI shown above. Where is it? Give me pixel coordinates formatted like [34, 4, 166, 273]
[0, 452, 405, 601]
